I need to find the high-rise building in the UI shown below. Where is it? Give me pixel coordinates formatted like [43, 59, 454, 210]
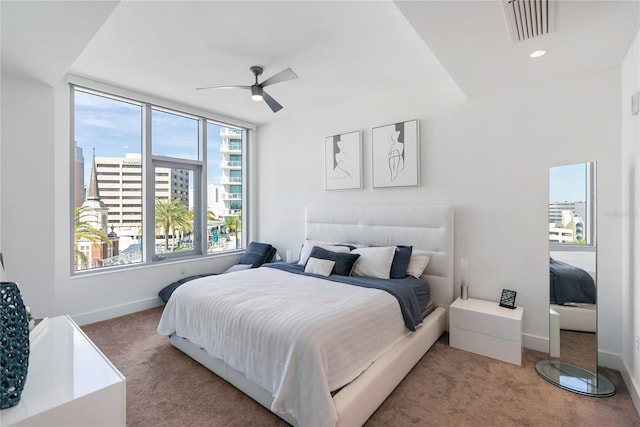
[74, 145, 85, 206]
[219, 127, 242, 217]
[94, 153, 189, 235]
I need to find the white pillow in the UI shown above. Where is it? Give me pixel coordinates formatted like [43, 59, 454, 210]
[297, 240, 350, 265]
[351, 246, 396, 279]
[304, 257, 336, 277]
[406, 250, 432, 278]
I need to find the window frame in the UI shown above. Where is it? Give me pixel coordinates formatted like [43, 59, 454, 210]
[70, 78, 255, 276]
[148, 158, 203, 262]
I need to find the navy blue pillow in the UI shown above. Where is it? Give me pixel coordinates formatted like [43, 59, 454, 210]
[307, 246, 360, 276]
[239, 241, 277, 268]
[239, 252, 266, 268]
[390, 245, 413, 279]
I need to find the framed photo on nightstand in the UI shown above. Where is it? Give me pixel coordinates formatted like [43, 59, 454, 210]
[499, 289, 517, 309]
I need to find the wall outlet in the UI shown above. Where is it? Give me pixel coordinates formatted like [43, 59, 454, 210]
[179, 267, 186, 276]
[636, 335, 640, 351]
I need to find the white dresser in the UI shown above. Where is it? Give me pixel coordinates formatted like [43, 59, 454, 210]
[449, 297, 524, 365]
[1, 315, 126, 426]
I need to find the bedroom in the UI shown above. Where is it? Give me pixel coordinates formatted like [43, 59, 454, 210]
[1, 0, 639, 423]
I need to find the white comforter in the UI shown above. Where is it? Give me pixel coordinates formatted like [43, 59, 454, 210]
[157, 267, 407, 427]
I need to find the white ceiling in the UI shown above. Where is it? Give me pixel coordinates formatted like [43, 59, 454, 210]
[396, 0, 640, 97]
[2, 1, 639, 126]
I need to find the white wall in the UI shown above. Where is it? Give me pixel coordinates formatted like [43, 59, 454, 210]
[1, 73, 57, 314]
[255, 68, 624, 363]
[621, 29, 640, 411]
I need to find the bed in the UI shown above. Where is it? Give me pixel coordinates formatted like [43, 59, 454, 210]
[157, 204, 454, 426]
[549, 251, 596, 333]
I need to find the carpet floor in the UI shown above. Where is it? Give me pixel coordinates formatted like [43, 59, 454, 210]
[81, 307, 639, 426]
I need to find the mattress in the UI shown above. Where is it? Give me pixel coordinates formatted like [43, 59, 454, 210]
[157, 267, 411, 427]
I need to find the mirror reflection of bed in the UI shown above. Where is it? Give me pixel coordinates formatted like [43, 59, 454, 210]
[549, 250, 597, 373]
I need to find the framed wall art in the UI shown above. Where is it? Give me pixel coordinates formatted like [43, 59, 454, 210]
[324, 130, 362, 191]
[371, 119, 419, 188]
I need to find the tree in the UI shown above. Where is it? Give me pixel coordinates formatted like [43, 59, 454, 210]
[155, 198, 192, 250]
[74, 206, 112, 269]
[224, 216, 237, 234]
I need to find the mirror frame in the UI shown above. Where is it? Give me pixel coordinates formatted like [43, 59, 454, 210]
[535, 162, 614, 397]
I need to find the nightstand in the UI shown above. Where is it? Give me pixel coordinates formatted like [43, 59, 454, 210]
[449, 297, 524, 365]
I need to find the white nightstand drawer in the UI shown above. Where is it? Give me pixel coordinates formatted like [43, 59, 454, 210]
[451, 307, 521, 341]
[450, 298, 523, 342]
[450, 326, 522, 365]
[449, 297, 523, 366]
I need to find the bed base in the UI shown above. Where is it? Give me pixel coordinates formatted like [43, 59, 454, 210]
[170, 306, 447, 426]
[550, 303, 596, 333]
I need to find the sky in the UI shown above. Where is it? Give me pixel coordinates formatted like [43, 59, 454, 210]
[549, 162, 586, 202]
[74, 89, 224, 188]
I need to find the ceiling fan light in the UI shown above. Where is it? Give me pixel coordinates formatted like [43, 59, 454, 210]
[251, 86, 263, 101]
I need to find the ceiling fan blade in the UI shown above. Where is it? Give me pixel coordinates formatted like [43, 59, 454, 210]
[196, 85, 250, 91]
[262, 91, 283, 113]
[260, 68, 298, 88]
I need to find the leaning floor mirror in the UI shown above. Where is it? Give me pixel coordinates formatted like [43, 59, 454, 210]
[535, 162, 615, 397]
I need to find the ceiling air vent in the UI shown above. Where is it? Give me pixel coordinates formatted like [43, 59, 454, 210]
[502, 0, 555, 43]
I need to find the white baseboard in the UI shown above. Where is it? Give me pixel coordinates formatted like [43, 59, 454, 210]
[71, 297, 164, 326]
[523, 332, 549, 353]
[621, 359, 640, 417]
[598, 349, 624, 371]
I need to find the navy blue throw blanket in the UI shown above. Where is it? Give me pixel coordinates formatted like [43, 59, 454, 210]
[549, 258, 596, 304]
[265, 263, 430, 331]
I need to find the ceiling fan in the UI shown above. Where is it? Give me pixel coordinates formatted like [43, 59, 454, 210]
[196, 66, 298, 113]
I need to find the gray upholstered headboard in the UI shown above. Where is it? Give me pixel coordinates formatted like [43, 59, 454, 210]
[305, 204, 455, 309]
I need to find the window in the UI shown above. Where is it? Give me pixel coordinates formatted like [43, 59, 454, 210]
[72, 85, 247, 273]
[548, 163, 595, 247]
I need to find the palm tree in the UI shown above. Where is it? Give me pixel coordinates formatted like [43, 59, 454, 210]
[74, 206, 112, 269]
[174, 209, 194, 249]
[155, 198, 191, 251]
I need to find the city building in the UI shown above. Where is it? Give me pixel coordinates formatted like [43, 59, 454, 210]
[88, 153, 189, 251]
[549, 210, 585, 243]
[219, 127, 243, 218]
[548, 201, 586, 225]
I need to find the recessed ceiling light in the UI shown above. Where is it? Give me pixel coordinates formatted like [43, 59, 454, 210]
[530, 50, 547, 58]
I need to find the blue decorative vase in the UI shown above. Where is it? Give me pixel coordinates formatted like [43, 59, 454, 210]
[0, 282, 30, 409]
